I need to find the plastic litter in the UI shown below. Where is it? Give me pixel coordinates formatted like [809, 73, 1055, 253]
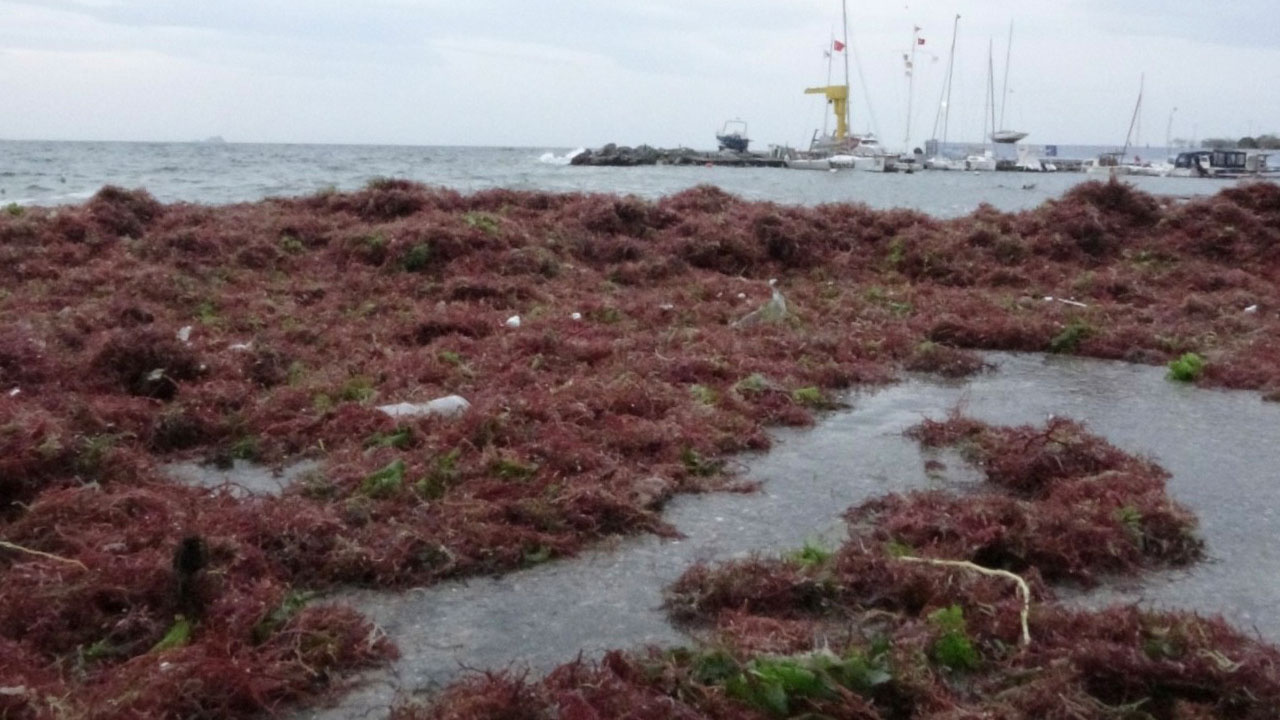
[1043, 296, 1088, 308]
[505, 315, 521, 328]
[570, 312, 582, 321]
[377, 395, 471, 420]
[1244, 305, 1258, 314]
[176, 326, 192, 343]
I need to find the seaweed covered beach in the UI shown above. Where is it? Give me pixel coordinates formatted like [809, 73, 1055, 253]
[2, 178, 1280, 718]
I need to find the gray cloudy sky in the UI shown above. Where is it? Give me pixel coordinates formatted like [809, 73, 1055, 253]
[2, 0, 1278, 149]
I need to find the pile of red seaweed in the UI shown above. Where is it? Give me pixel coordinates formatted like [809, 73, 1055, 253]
[403, 418, 1279, 719]
[2, 178, 1279, 716]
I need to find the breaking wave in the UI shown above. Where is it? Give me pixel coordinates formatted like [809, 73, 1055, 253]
[538, 147, 586, 166]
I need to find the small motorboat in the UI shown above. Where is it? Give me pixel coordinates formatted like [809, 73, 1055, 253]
[964, 149, 997, 172]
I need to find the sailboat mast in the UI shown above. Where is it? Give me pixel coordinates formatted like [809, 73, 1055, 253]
[1122, 73, 1144, 159]
[998, 21, 1013, 130]
[826, 33, 835, 86]
[928, 15, 959, 148]
[942, 14, 959, 145]
[985, 39, 995, 152]
[841, 0, 851, 137]
[905, 25, 919, 150]
[824, 32, 835, 137]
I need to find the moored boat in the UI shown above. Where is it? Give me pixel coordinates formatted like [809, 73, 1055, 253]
[1083, 152, 1132, 175]
[785, 0, 899, 173]
[1168, 149, 1273, 178]
[961, 40, 1000, 173]
[925, 155, 964, 171]
[992, 130, 1029, 144]
[990, 22, 1029, 145]
[965, 151, 997, 172]
[923, 15, 961, 170]
[715, 120, 750, 153]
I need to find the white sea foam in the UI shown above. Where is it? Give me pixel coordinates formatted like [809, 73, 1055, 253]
[537, 147, 585, 166]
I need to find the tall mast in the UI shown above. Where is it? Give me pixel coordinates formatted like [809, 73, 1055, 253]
[938, 14, 959, 145]
[985, 39, 995, 152]
[905, 25, 919, 150]
[841, 0, 851, 136]
[1122, 73, 1144, 159]
[998, 21, 1013, 130]
[826, 32, 835, 87]
[823, 32, 835, 137]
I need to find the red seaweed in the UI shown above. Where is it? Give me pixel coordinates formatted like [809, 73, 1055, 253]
[3, 178, 1280, 716]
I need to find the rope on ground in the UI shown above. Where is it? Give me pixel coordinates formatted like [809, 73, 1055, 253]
[0, 540, 88, 570]
[897, 556, 1032, 646]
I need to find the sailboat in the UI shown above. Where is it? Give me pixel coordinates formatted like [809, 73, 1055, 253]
[924, 14, 962, 170]
[1084, 75, 1137, 175]
[786, 0, 898, 172]
[963, 40, 998, 172]
[990, 22, 1028, 144]
[1120, 76, 1172, 176]
[896, 24, 925, 172]
[1084, 74, 1168, 176]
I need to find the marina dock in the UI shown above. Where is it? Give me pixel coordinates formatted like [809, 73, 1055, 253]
[572, 143, 1098, 172]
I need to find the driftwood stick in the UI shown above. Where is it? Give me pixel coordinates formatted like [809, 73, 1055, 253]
[0, 540, 88, 570]
[897, 555, 1032, 646]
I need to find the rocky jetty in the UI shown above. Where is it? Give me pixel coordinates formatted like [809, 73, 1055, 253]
[571, 142, 785, 167]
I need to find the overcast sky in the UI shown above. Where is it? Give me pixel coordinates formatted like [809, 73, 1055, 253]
[2, 0, 1278, 149]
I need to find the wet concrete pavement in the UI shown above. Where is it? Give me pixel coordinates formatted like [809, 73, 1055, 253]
[273, 352, 1279, 718]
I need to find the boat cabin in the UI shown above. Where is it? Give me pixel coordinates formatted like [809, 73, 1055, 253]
[716, 120, 750, 153]
[1172, 149, 1270, 176]
[1175, 150, 1243, 172]
[1096, 151, 1124, 167]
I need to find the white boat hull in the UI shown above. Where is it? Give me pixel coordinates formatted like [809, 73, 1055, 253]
[1128, 164, 1171, 177]
[830, 154, 897, 172]
[924, 157, 963, 171]
[964, 155, 997, 172]
[786, 157, 831, 171]
[1083, 163, 1133, 176]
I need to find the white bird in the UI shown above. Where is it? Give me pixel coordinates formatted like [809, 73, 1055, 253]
[732, 280, 788, 328]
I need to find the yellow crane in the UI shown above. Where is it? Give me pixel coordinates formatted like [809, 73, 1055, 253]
[804, 84, 849, 141]
[805, 0, 852, 142]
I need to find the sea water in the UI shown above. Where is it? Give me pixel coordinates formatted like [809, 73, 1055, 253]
[0, 140, 1249, 217]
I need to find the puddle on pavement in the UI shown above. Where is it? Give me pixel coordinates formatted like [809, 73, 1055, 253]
[278, 352, 1280, 719]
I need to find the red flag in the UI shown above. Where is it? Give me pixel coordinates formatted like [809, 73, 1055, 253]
[833, 40, 845, 52]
